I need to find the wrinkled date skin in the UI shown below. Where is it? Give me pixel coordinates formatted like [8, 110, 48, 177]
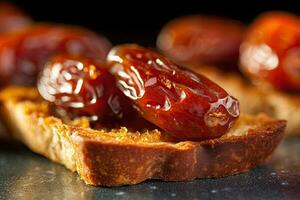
[0, 3, 32, 33]
[38, 54, 132, 121]
[157, 15, 245, 68]
[0, 24, 111, 86]
[108, 44, 240, 141]
[240, 12, 300, 92]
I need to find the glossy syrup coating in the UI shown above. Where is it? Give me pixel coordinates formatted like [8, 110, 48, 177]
[0, 24, 111, 86]
[107, 44, 240, 141]
[0, 3, 32, 33]
[38, 54, 132, 121]
[240, 12, 300, 91]
[157, 15, 245, 68]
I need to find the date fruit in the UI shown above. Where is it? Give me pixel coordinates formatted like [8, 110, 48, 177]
[0, 24, 111, 86]
[108, 44, 240, 141]
[38, 54, 132, 120]
[0, 3, 32, 33]
[240, 12, 300, 91]
[157, 15, 245, 68]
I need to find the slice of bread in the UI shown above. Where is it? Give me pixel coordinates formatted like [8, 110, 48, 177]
[196, 66, 299, 137]
[0, 86, 286, 186]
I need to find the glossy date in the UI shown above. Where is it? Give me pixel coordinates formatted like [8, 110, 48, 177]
[108, 44, 240, 141]
[38, 54, 132, 120]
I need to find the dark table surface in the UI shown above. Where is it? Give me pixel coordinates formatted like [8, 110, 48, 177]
[0, 138, 299, 200]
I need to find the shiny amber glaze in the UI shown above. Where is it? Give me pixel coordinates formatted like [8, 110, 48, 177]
[240, 12, 300, 91]
[108, 44, 240, 141]
[0, 24, 111, 85]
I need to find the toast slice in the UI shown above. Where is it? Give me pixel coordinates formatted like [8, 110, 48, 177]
[0, 86, 286, 186]
[196, 66, 300, 137]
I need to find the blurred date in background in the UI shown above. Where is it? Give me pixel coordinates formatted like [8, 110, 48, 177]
[7, 0, 300, 46]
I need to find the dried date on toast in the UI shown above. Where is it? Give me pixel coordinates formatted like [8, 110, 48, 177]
[0, 86, 286, 186]
[108, 44, 240, 141]
[38, 54, 134, 122]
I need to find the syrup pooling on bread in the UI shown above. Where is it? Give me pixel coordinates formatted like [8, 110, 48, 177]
[108, 44, 240, 141]
[240, 12, 300, 92]
[0, 24, 111, 86]
[38, 54, 133, 122]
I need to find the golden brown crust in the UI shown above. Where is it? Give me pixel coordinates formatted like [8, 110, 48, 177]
[75, 120, 284, 186]
[195, 66, 300, 137]
[0, 86, 286, 186]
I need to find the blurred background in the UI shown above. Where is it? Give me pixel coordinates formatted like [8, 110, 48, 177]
[7, 0, 300, 46]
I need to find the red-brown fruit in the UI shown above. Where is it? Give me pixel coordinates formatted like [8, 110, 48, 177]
[0, 24, 111, 86]
[38, 54, 132, 121]
[240, 12, 300, 91]
[107, 44, 240, 141]
[157, 15, 245, 68]
[0, 3, 32, 33]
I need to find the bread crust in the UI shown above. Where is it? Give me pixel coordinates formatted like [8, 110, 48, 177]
[196, 66, 300, 137]
[0, 86, 286, 186]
